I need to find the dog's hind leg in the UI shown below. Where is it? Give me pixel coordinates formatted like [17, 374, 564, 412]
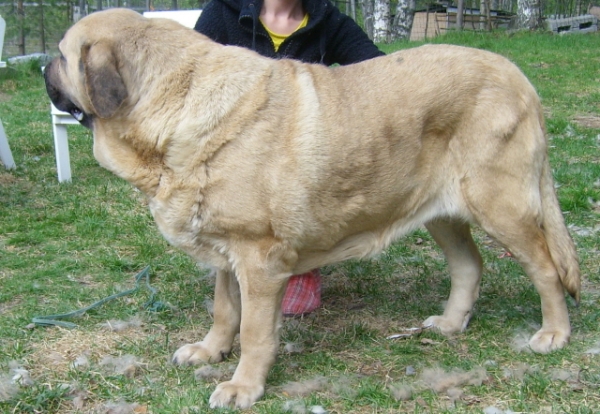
[423, 219, 483, 335]
[462, 170, 574, 353]
[172, 269, 241, 365]
[477, 213, 571, 353]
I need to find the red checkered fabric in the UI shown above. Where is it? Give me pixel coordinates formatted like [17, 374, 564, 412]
[282, 269, 322, 316]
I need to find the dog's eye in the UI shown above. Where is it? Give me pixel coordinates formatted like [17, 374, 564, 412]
[71, 108, 84, 122]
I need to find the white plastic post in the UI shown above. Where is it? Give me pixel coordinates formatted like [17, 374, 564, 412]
[0, 119, 16, 170]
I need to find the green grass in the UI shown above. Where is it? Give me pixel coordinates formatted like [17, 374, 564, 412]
[1, 30, 599, 413]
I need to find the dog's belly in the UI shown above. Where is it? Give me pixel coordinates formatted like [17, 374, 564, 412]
[293, 180, 468, 273]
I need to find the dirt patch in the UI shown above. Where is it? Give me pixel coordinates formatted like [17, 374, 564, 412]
[0, 297, 23, 316]
[27, 321, 148, 379]
[419, 366, 489, 393]
[0, 171, 18, 184]
[572, 115, 600, 129]
[581, 274, 600, 297]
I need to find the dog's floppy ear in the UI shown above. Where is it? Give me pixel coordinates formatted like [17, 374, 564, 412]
[81, 41, 127, 118]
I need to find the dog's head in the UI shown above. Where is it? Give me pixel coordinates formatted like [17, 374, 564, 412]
[44, 8, 273, 191]
[43, 9, 146, 129]
[43, 8, 205, 189]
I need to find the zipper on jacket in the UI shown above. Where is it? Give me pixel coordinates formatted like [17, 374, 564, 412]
[240, 2, 276, 54]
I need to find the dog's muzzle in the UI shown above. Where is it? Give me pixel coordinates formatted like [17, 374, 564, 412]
[44, 61, 94, 129]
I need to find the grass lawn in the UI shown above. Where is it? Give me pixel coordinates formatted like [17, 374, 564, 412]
[0, 30, 599, 413]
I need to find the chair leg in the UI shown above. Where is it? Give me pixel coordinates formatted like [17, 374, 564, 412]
[0, 119, 16, 170]
[53, 122, 72, 182]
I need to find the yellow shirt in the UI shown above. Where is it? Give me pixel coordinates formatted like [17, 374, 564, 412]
[261, 14, 309, 52]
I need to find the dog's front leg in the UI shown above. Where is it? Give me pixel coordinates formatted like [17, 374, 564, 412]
[173, 269, 241, 364]
[209, 246, 289, 409]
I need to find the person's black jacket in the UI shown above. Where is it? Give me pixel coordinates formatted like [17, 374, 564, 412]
[194, 0, 385, 65]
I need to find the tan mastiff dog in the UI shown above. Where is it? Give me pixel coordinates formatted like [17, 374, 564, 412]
[44, 8, 580, 409]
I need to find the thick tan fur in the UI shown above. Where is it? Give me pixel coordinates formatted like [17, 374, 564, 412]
[44, 8, 580, 409]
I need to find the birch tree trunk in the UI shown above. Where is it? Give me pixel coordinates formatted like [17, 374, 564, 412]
[372, 0, 390, 43]
[391, 0, 415, 41]
[361, 0, 375, 40]
[517, 0, 542, 29]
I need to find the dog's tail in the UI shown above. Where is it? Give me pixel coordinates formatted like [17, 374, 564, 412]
[540, 158, 581, 303]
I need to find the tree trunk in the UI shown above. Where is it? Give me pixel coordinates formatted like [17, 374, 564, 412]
[361, 0, 375, 40]
[78, 0, 87, 20]
[372, 0, 390, 42]
[17, 0, 25, 55]
[480, 0, 491, 30]
[456, 0, 465, 31]
[67, 0, 73, 22]
[40, 0, 46, 54]
[391, 0, 415, 41]
[517, 0, 542, 29]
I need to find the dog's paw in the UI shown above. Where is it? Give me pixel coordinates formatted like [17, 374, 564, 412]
[528, 328, 569, 353]
[172, 342, 226, 365]
[422, 314, 469, 336]
[209, 380, 264, 409]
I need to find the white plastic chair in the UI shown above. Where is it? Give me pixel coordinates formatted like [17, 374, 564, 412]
[0, 14, 16, 170]
[143, 9, 202, 27]
[50, 101, 79, 182]
[49, 9, 202, 182]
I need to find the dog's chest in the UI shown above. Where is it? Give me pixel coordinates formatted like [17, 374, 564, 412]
[147, 195, 231, 269]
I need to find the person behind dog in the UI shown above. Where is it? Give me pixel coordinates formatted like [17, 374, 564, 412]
[194, 0, 384, 316]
